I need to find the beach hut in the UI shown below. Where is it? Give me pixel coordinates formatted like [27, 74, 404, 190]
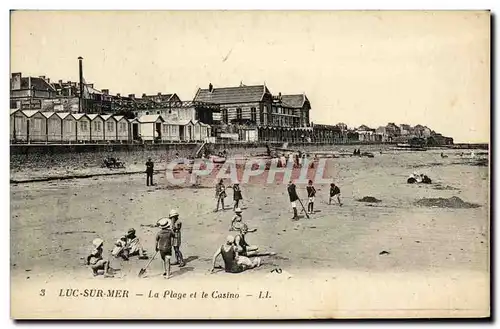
[138, 115, 165, 141]
[88, 114, 104, 142]
[128, 118, 140, 141]
[10, 109, 20, 141]
[57, 112, 77, 142]
[43, 112, 62, 142]
[72, 113, 91, 142]
[114, 115, 129, 142]
[101, 114, 118, 142]
[22, 110, 47, 142]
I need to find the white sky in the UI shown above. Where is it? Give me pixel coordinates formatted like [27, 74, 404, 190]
[10, 11, 490, 143]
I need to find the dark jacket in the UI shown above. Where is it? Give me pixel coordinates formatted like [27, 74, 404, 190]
[146, 161, 154, 173]
[330, 185, 341, 196]
[233, 185, 243, 201]
[287, 184, 299, 202]
[306, 185, 316, 197]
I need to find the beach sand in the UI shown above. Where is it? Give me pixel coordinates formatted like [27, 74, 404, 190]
[10, 149, 489, 317]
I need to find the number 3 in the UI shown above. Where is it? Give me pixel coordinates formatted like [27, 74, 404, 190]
[40, 289, 45, 296]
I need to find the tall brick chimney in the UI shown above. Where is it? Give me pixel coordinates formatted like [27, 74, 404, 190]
[101, 89, 109, 95]
[128, 94, 135, 99]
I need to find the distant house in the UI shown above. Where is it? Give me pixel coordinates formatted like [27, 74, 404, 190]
[194, 84, 274, 126]
[10, 73, 57, 110]
[357, 124, 377, 142]
[399, 124, 413, 136]
[280, 94, 311, 127]
[414, 124, 432, 138]
[385, 122, 401, 138]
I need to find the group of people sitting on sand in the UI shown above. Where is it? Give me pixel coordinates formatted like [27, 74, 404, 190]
[407, 172, 432, 184]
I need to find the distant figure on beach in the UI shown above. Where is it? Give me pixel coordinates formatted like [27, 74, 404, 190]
[441, 152, 448, 158]
[232, 182, 243, 210]
[145, 158, 154, 186]
[306, 180, 316, 214]
[211, 235, 261, 274]
[329, 183, 342, 206]
[230, 208, 257, 232]
[287, 180, 300, 220]
[214, 179, 227, 212]
[266, 144, 271, 157]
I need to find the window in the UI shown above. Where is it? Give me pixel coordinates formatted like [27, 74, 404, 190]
[171, 125, 178, 135]
[80, 121, 88, 132]
[10, 100, 17, 109]
[163, 124, 168, 133]
[119, 122, 126, 132]
[195, 125, 200, 134]
[260, 108, 264, 124]
[94, 121, 102, 132]
[236, 108, 242, 120]
[250, 107, 256, 122]
[107, 121, 115, 132]
[157, 111, 160, 114]
[222, 109, 228, 124]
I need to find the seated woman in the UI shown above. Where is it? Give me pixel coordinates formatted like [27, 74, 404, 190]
[211, 235, 261, 274]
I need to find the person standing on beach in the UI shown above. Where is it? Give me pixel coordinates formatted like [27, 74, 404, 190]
[232, 182, 243, 210]
[306, 180, 316, 214]
[155, 217, 174, 278]
[214, 179, 227, 212]
[145, 158, 154, 186]
[287, 180, 300, 220]
[329, 182, 343, 206]
[169, 209, 185, 267]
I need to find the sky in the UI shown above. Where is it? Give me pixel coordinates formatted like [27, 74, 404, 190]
[10, 11, 490, 143]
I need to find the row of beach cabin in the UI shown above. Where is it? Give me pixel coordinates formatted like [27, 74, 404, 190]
[10, 109, 212, 143]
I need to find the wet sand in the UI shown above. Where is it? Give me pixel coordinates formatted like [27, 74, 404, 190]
[11, 150, 488, 283]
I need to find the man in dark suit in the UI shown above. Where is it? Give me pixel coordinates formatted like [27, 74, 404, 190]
[146, 158, 154, 186]
[287, 180, 299, 221]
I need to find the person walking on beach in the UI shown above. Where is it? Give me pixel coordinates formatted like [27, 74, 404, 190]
[306, 179, 316, 214]
[145, 158, 154, 186]
[214, 179, 227, 212]
[232, 182, 243, 210]
[155, 217, 174, 278]
[329, 182, 343, 206]
[169, 209, 185, 267]
[287, 180, 300, 221]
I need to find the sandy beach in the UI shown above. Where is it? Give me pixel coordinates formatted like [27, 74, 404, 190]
[11, 149, 489, 279]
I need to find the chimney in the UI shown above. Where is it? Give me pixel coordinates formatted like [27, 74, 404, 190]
[101, 89, 109, 95]
[46, 78, 50, 83]
[58, 79, 63, 86]
[208, 83, 213, 93]
[117, 93, 121, 97]
[128, 94, 135, 99]
[157, 92, 161, 96]
[11, 72, 21, 90]
[142, 93, 147, 98]
[39, 75, 46, 80]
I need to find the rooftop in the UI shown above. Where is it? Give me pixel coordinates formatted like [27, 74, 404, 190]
[194, 85, 270, 104]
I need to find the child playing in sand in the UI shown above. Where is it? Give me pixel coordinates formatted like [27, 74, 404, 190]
[155, 217, 174, 278]
[306, 180, 316, 214]
[230, 208, 257, 232]
[329, 183, 342, 206]
[86, 238, 113, 277]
